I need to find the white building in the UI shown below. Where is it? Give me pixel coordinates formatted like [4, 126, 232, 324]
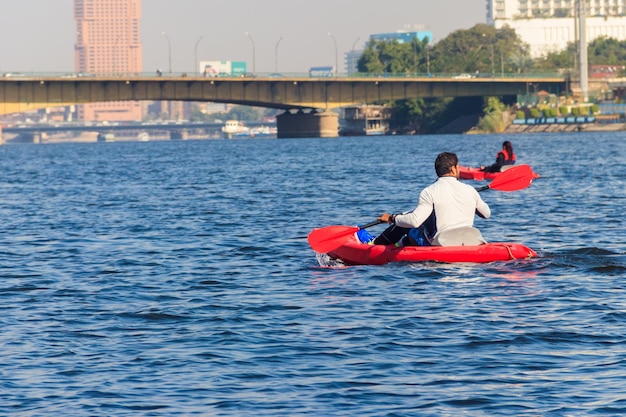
[487, 0, 626, 57]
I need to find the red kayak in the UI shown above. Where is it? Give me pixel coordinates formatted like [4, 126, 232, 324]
[308, 165, 538, 265]
[325, 233, 537, 265]
[459, 164, 540, 181]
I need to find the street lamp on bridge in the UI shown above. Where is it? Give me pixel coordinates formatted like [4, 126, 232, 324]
[194, 36, 204, 75]
[482, 33, 495, 76]
[350, 37, 360, 74]
[245, 32, 256, 75]
[328, 32, 338, 76]
[275, 36, 283, 73]
[162, 32, 172, 74]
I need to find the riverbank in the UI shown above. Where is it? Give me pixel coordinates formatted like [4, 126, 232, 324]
[503, 122, 625, 134]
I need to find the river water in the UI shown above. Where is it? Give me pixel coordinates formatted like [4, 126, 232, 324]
[0, 132, 624, 416]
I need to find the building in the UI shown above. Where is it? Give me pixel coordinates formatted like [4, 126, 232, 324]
[369, 30, 433, 44]
[345, 49, 362, 75]
[487, 0, 626, 57]
[74, 0, 143, 121]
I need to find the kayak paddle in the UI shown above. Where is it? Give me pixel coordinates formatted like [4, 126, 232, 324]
[307, 220, 383, 254]
[308, 164, 535, 253]
[476, 164, 534, 192]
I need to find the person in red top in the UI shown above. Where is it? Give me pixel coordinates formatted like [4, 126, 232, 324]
[482, 141, 516, 173]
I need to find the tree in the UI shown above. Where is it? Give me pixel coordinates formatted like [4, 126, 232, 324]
[588, 36, 626, 65]
[227, 106, 264, 122]
[356, 25, 531, 133]
[537, 36, 626, 73]
[477, 97, 507, 133]
[429, 24, 530, 75]
[358, 40, 419, 74]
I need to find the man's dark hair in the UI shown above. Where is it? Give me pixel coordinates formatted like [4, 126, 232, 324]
[434, 152, 458, 177]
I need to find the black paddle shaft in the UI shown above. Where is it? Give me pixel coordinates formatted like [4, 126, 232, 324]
[359, 219, 384, 229]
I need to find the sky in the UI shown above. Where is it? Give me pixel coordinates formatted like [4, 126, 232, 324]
[0, 0, 486, 75]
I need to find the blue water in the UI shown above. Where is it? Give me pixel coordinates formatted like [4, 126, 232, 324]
[0, 132, 624, 416]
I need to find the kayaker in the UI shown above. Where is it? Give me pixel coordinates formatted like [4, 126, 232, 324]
[481, 140, 516, 173]
[363, 152, 491, 247]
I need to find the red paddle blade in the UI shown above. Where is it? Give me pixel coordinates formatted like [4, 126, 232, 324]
[488, 164, 534, 192]
[308, 225, 358, 253]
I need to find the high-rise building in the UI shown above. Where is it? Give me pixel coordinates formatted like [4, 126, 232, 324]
[74, 0, 143, 121]
[369, 30, 433, 44]
[487, 0, 626, 57]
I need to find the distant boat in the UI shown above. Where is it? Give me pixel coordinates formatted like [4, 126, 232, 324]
[340, 105, 391, 136]
[247, 125, 277, 138]
[222, 120, 249, 139]
[362, 125, 387, 135]
[222, 120, 277, 139]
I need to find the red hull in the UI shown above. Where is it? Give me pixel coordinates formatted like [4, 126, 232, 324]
[328, 235, 537, 265]
[459, 165, 540, 181]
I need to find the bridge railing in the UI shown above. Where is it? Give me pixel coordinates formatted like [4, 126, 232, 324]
[2, 71, 566, 80]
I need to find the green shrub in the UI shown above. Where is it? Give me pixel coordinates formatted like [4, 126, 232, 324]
[516, 110, 526, 119]
[477, 111, 505, 133]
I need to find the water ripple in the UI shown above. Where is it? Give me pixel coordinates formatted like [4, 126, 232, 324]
[0, 134, 624, 415]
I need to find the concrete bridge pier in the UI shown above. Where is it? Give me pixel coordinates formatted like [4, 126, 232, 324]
[14, 132, 43, 143]
[276, 110, 339, 138]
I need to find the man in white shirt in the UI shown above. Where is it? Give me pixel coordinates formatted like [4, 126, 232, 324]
[372, 152, 491, 246]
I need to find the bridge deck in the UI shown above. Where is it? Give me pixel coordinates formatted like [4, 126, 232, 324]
[0, 75, 567, 116]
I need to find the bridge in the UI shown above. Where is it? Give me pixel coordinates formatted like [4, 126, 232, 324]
[1, 73, 567, 138]
[1, 121, 273, 143]
[2, 121, 249, 134]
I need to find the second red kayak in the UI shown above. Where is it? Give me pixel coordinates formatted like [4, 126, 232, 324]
[459, 164, 540, 181]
